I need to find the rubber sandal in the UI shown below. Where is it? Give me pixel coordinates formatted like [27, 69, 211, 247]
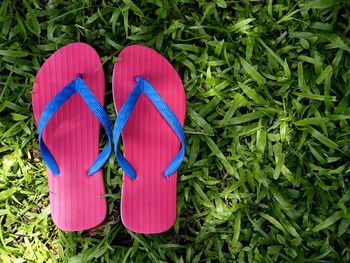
[113, 45, 186, 234]
[32, 43, 112, 231]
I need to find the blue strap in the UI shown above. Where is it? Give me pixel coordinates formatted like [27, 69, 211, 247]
[38, 75, 112, 176]
[114, 76, 186, 180]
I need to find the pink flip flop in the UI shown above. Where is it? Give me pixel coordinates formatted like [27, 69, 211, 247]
[32, 43, 112, 231]
[113, 45, 186, 234]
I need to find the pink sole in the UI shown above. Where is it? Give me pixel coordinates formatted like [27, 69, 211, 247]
[32, 43, 107, 231]
[113, 45, 186, 234]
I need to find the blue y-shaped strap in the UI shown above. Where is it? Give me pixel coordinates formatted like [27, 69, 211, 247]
[38, 75, 112, 176]
[114, 76, 186, 180]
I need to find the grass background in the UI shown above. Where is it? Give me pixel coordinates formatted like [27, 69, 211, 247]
[1, 0, 350, 262]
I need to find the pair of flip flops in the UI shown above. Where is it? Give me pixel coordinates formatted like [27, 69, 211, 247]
[32, 43, 186, 234]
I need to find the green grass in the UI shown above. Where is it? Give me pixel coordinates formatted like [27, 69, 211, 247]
[1, 0, 350, 262]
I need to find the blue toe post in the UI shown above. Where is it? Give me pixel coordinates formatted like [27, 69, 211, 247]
[38, 75, 112, 176]
[113, 76, 186, 180]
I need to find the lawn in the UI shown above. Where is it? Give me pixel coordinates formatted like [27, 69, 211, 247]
[1, 0, 350, 262]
